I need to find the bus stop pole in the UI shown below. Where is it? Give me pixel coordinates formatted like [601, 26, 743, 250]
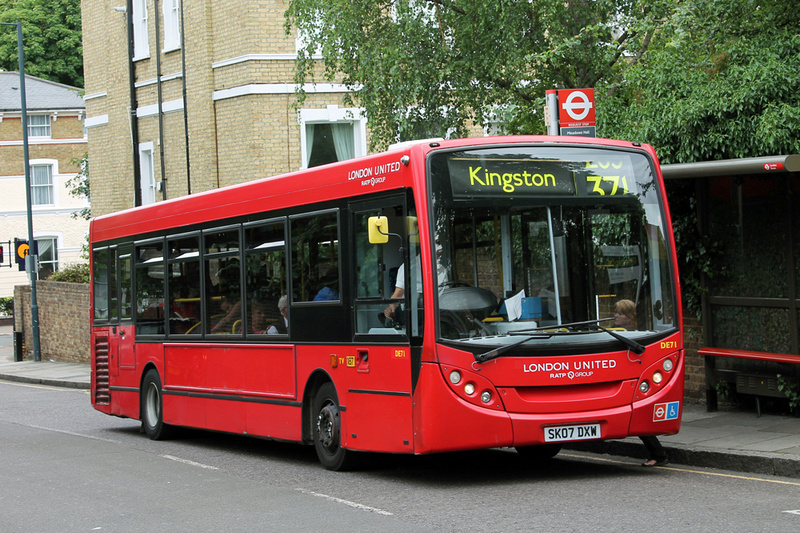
[546, 90, 560, 136]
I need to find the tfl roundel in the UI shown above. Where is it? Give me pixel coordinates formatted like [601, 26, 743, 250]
[558, 88, 596, 127]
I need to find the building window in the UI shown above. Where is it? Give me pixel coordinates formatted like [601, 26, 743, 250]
[36, 237, 58, 279]
[163, 0, 181, 51]
[27, 115, 51, 138]
[133, 0, 150, 60]
[30, 164, 54, 205]
[299, 106, 367, 169]
[139, 143, 156, 205]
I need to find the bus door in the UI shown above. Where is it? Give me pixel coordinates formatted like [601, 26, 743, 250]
[346, 197, 417, 452]
[116, 246, 136, 371]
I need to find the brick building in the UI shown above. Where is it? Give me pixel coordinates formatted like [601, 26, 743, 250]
[0, 72, 88, 298]
[82, 0, 368, 216]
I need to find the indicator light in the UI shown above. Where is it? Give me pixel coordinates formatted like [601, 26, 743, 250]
[449, 370, 461, 384]
[663, 359, 674, 372]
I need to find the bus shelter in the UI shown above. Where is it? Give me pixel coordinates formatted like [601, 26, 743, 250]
[662, 155, 800, 412]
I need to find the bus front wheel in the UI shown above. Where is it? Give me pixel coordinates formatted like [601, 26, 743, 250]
[312, 383, 355, 471]
[141, 369, 172, 440]
[515, 443, 562, 462]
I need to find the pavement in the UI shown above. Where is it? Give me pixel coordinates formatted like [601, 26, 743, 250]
[2, 323, 800, 478]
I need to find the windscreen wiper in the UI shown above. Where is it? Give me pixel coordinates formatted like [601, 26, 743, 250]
[590, 324, 645, 355]
[473, 318, 645, 364]
[474, 333, 552, 364]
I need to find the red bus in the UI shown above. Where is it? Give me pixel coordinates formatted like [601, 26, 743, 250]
[90, 136, 683, 470]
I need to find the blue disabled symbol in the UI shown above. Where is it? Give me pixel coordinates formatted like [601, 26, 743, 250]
[666, 401, 680, 420]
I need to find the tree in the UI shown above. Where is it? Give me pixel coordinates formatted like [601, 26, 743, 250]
[67, 153, 90, 221]
[0, 0, 83, 88]
[286, 0, 673, 149]
[599, 0, 800, 163]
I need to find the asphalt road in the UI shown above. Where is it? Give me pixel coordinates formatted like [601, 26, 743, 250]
[2, 379, 800, 532]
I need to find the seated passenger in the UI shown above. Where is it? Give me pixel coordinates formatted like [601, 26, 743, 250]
[211, 297, 240, 333]
[267, 295, 288, 334]
[250, 300, 269, 334]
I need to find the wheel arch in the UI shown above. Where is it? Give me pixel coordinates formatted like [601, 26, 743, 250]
[138, 362, 160, 420]
[301, 370, 335, 444]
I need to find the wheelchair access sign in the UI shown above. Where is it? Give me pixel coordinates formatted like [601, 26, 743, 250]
[653, 401, 680, 422]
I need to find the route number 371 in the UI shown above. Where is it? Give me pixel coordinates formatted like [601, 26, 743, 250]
[586, 175, 629, 196]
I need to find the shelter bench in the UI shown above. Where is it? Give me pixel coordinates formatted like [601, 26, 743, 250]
[699, 347, 800, 417]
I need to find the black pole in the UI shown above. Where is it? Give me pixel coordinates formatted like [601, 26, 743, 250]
[124, 0, 142, 206]
[1, 22, 41, 361]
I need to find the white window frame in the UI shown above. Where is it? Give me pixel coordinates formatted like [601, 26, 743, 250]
[34, 235, 60, 279]
[132, 0, 150, 60]
[139, 142, 156, 205]
[28, 159, 59, 206]
[162, 0, 181, 52]
[27, 114, 51, 138]
[298, 106, 367, 170]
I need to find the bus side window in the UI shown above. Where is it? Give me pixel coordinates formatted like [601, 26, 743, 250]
[354, 205, 407, 335]
[93, 247, 110, 322]
[204, 228, 242, 335]
[134, 240, 166, 335]
[291, 212, 340, 303]
[167, 235, 201, 335]
[245, 220, 288, 336]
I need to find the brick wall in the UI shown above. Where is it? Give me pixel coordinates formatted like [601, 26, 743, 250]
[14, 281, 90, 363]
[683, 315, 705, 401]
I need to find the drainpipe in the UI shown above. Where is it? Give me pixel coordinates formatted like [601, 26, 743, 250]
[125, 0, 142, 206]
[179, 0, 191, 194]
[153, 0, 167, 201]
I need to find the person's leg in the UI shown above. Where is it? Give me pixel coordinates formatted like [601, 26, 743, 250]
[640, 436, 669, 466]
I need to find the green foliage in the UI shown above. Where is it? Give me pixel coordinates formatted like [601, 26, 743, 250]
[715, 379, 733, 401]
[47, 262, 89, 283]
[664, 179, 727, 320]
[0, 0, 83, 87]
[777, 375, 800, 412]
[285, 0, 672, 149]
[0, 296, 12, 316]
[67, 152, 90, 221]
[599, 0, 800, 163]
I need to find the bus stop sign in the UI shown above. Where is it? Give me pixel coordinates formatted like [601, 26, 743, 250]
[558, 88, 596, 136]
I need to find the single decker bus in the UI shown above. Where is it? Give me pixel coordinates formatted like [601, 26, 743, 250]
[90, 135, 683, 470]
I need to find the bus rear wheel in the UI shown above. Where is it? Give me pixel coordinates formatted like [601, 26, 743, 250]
[141, 369, 173, 440]
[312, 383, 356, 471]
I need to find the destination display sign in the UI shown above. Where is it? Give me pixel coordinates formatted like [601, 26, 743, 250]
[447, 154, 637, 199]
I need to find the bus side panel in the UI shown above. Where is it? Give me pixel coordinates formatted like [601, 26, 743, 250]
[341, 345, 414, 453]
[413, 362, 514, 454]
[163, 344, 298, 435]
[344, 392, 414, 453]
[163, 393, 206, 428]
[246, 402, 302, 442]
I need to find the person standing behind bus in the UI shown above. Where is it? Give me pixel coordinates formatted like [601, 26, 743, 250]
[615, 299, 670, 467]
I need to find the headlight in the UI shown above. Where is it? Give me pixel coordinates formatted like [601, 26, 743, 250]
[639, 381, 650, 393]
[464, 382, 476, 395]
[480, 391, 492, 404]
[652, 371, 663, 384]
